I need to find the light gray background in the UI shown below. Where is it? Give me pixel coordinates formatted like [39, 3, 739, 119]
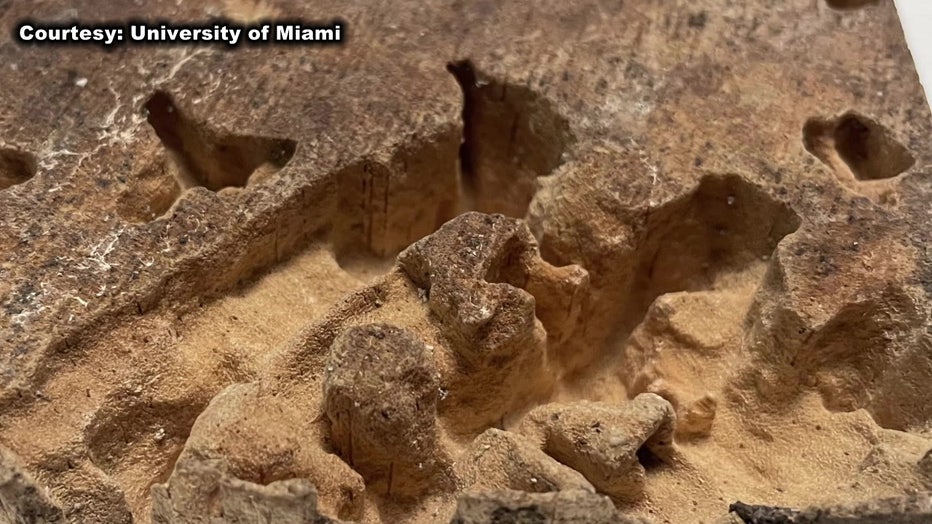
[896, 0, 932, 110]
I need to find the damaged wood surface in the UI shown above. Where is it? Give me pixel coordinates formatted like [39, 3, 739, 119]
[0, 1, 930, 523]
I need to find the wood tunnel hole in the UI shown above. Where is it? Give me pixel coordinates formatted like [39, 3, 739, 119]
[803, 111, 915, 182]
[0, 148, 37, 191]
[447, 60, 479, 191]
[617, 174, 801, 337]
[144, 90, 297, 193]
[330, 59, 573, 280]
[833, 113, 915, 181]
[636, 445, 667, 471]
[447, 59, 572, 218]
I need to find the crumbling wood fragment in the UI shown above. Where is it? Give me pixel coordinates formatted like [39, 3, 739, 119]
[730, 492, 932, 524]
[729, 501, 800, 524]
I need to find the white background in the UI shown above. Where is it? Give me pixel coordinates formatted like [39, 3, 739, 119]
[895, 0, 932, 110]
